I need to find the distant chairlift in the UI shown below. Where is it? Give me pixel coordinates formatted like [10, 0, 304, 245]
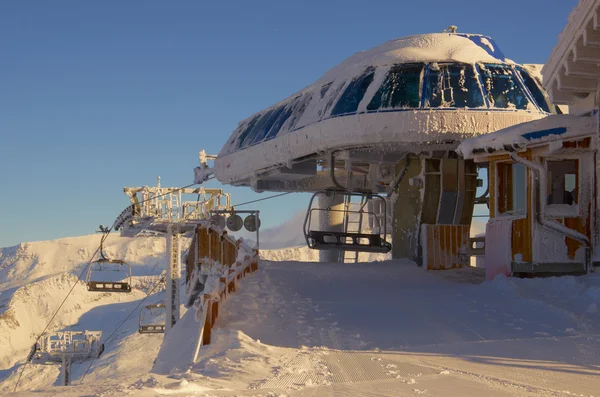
[139, 303, 166, 334]
[303, 190, 392, 253]
[86, 232, 132, 293]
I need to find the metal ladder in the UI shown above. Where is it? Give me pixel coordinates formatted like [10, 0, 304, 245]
[342, 192, 366, 263]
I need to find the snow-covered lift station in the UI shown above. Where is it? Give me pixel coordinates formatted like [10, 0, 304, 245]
[459, 0, 600, 279]
[204, 28, 561, 271]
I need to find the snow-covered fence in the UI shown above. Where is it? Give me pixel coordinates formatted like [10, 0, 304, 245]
[184, 224, 259, 348]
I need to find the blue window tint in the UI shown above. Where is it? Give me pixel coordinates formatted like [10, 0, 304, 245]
[249, 105, 288, 145]
[423, 64, 483, 108]
[263, 105, 294, 140]
[479, 64, 531, 110]
[238, 110, 275, 149]
[368, 64, 423, 110]
[516, 68, 552, 113]
[320, 83, 345, 118]
[235, 115, 260, 149]
[331, 68, 375, 116]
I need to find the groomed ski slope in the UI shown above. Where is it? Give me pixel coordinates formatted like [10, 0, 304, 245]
[1, 234, 599, 396]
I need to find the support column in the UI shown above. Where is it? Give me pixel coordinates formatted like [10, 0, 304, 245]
[166, 224, 181, 332]
[391, 156, 424, 264]
[391, 153, 478, 268]
[318, 194, 345, 263]
[61, 356, 71, 386]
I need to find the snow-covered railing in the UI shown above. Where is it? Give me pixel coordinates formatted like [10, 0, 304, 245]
[184, 225, 259, 347]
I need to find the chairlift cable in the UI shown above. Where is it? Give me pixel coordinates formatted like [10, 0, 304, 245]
[79, 275, 166, 384]
[231, 192, 292, 208]
[12, 242, 103, 393]
[13, 182, 196, 392]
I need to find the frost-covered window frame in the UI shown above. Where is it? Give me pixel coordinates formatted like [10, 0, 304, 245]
[367, 63, 425, 111]
[477, 64, 534, 111]
[330, 67, 376, 117]
[422, 63, 485, 109]
[496, 160, 527, 218]
[514, 67, 554, 114]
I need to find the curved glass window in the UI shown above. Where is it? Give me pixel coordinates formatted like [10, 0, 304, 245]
[424, 64, 483, 108]
[235, 115, 260, 149]
[249, 105, 288, 145]
[479, 64, 531, 110]
[238, 109, 277, 149]
[331, 67, 375, 116]
[320, 83, 345, 118]
[263, 104, 294, 141]
[368, 64, 423, 110]
[516, 68, 552, 113]
[285, 93, 313, 131]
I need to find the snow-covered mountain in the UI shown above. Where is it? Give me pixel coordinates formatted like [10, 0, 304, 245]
[1, 231, 599, 396]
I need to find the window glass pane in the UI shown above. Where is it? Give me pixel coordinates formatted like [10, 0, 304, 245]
[368, 64, 423, 110]
[512, 163, 526, 213]
[547, 160, 578, 205]
[249, 105, 287, 145]
[498, 162, 526, 215]
[235, 115, 260, 149]
[331, 68, 375, 116]
[263, 105, 294, 140]
[516, 68, 552, 113]
[285, 94, 313, 131]
[321, 83, 345, 118]
[238, 110, 274, 149]
[424, 64, 483, 108]
[480, 64, 531, 110]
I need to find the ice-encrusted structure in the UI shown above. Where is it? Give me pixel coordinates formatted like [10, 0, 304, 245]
[215, 32, 555, 191]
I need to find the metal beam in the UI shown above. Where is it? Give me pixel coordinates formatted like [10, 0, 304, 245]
[166, 224, 181, 332]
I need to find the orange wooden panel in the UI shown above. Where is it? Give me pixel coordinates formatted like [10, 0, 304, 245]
[564, 217, 586, 259]
[198, 228, 210, 258]
[489, 161, 496, 218]
[423, 225, 470, 270]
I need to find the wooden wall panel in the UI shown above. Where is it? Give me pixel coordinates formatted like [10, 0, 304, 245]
[421, 224, 470, 270]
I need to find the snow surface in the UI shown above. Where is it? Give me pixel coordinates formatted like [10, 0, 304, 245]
[1, 233, 600, 396]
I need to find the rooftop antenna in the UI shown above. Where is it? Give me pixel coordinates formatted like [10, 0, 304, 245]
[157, 176, 161, 189]
[443, 25, 457, 33]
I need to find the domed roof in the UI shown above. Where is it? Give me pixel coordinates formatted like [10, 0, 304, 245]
[315, 33, 507, 86]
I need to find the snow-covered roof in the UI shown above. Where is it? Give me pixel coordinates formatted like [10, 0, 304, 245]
[542, 0, 600, 104]
[315, 33, 507, 86]
[457, 114, 597, 158]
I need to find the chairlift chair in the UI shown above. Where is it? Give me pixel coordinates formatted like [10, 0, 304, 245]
[303, 190, 391, 253]
[138, 303, 166, 334]
[86, 258, 132, 292]
[86, 233, 133, 293]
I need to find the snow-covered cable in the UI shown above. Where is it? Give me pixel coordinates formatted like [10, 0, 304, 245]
[12, 243, 104, 393]
[231, 192, 292, 207]
[14, 182, 197, 392]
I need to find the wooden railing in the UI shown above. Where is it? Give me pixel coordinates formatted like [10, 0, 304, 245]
[185, 224, 259, 347]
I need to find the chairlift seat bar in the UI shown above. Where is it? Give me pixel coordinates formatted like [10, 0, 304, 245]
[87, 282, 132, 292]
[307, 230, 391, 253]
[139, 325, 165, 334]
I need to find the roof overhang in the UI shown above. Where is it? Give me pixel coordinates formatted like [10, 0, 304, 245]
[457, 114, 597, 160]
[542, 0, 600, 104]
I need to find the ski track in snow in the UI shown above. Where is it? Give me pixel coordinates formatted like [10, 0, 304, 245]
[0, 236, 599, 396]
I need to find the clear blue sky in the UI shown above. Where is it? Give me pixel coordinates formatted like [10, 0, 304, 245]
[0, 0, 578, 247]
